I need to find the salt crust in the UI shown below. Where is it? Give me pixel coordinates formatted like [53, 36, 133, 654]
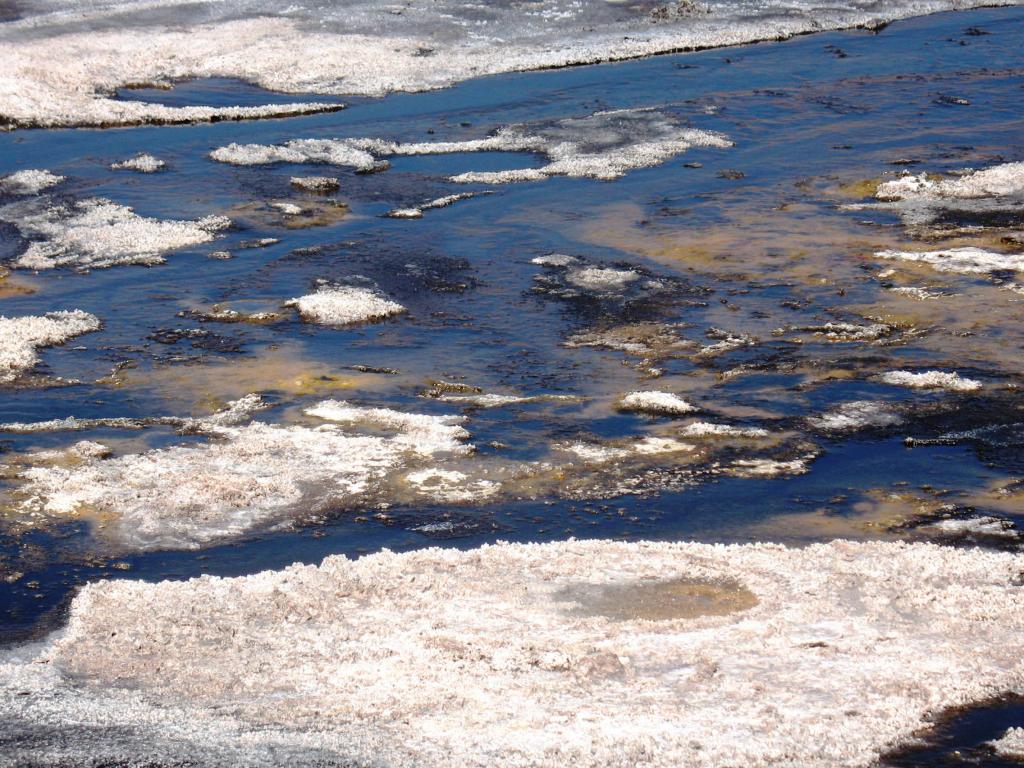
[290, 176, 340, 192]
[807, 401, 904, 432]
[0, 310, 100, 382]
[619, 390, 698, 415]
[212, 110, 731, 183]
[110, 154, 165, 173]
[875, 247, 1024, 276]
[434, 392, 579, 408]
[11, 400, 472, 550]
[878, 370, 982, 392]
[678, 421, 768, 438]
[992, 727, 1024, 759]
[0, 168, 64, 195]
[927, 516, 1019, 540]
[0, 0, 1003, 128]
[4, 539, 1024, 767]
[0, 393, 267, 435]
[876, 162, 1024, 202]
[386, 192, 477, 219]
[285, 284, 406, 326]
[0, 196, 230, 270]
[729, 457, 811, 477]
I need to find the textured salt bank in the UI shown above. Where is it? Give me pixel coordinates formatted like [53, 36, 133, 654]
[212, 110, 731, 184]
[730, 457, 811, 477]
[992, 727, 1024, 759]
[386, 193, 478, 219]
[4, 539, 1024, 768]
[807, 401, 904, 432]
[0, 310, 100, 383]
[110, 154, 166, 173]
[878, 370, 982, 392]
[11, 400, 471, 549]
[0, 0, 1002, 129]
[0, 196, 230, 270]
[285, 285, 406, 326]
[0, 168, 64, 195]
[619, 390, 698, 415]
[927, 516, 1019, 540]
[290, 176, 340, 192]
[875, 247, 1024, 276]
[567, 266, 640, 291]
[678, 421, 768, 438]
[876, 162, 1024, 202]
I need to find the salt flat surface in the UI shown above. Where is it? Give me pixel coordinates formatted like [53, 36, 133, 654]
[0, 310, 100, 383]
[878, 370, 982, 392]
[2, 539, 1023, 767]
[0, 195, 230, 270]
[286, 284, 406, 325]
[213, 110, 731, 184]
[1, 0, 1007, 127]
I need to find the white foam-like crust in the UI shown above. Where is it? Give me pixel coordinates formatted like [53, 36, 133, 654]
[290, 176, 340, 192]
[807, 401, 904, 432]
[0, 0, 1006, 128]
[11, 400, 471, 549]
[0, 168, 64, 195]
[270, 201, 303, 215]
[110, 154, 165, 173]
[678, 421, 768, 438]
[0, 196, 230, 270]
[285, 285, 406, 326]
[0, 310, 100, 382]
[619, 390, 698, 415]
[730, 457, 810, 477]
[992, 727, 1024, 759]
[875, 247, 1024, 276]
[531, 253, 580, 267]
[386, 193, 477, 219]
[878, 370, 982, 392]
[212, 110, 730, 183]
[5, 539, 1024, 767]
[567, 266, 640, 290]
[927, 516, 1019, 539]
[876, 162, 1024, 201]
[435, 392, 579, 408]
[403, 468, 500, 502]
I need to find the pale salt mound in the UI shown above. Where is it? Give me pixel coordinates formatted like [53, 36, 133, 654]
[875, 247, 1024, 276]
[110, 154, 166, 173]
[285, 284, 405, 326]
[567, 266, 640, 291]
[0, 196, 230, 270]
[211, 110, 731, 184]
[0, 0, 1002, 129]
[878, 370, 982, 392]
[0, 168, 64, 195]
[0, 310, 100, 383]
[678, 421, 768, 438]
[876, 162, 1024, 202]
[992, 727, 1024, 759]
[10, 400, 471, 550]
[290, 176, 340, 192]
[927, 516, 1019, 540]
[5, 540, 1024, 768]
[807, 401, 904, 432]
[619, 390, 698, 415]
[386, 193, 478, 219]
[730, 456, 811, 477]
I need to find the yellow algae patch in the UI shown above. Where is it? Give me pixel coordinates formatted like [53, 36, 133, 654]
[114, 346, 389, 405]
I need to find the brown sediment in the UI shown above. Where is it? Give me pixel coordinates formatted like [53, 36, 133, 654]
[0, 268, 35, 299]
[556, 576, 758, 621]
[227, 199, 351, 230]
[113, 345, 394, 405]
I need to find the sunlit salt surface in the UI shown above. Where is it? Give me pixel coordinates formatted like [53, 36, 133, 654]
[875, 246, 1024, 276]
[0, 195, 230, 271]
[109, 153, 165, 173]
[992, 727, 1024, 759]
[213, 109, 731, 183]
[619, 390, 699, 415]
[0, 310, 100, 383]
[878, 370, 982, 392]
[0, 168, 63, 195]
[0, 0, 1005, 128]
[285, 284, 406, 326]
[2, 540, 1023, 767]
